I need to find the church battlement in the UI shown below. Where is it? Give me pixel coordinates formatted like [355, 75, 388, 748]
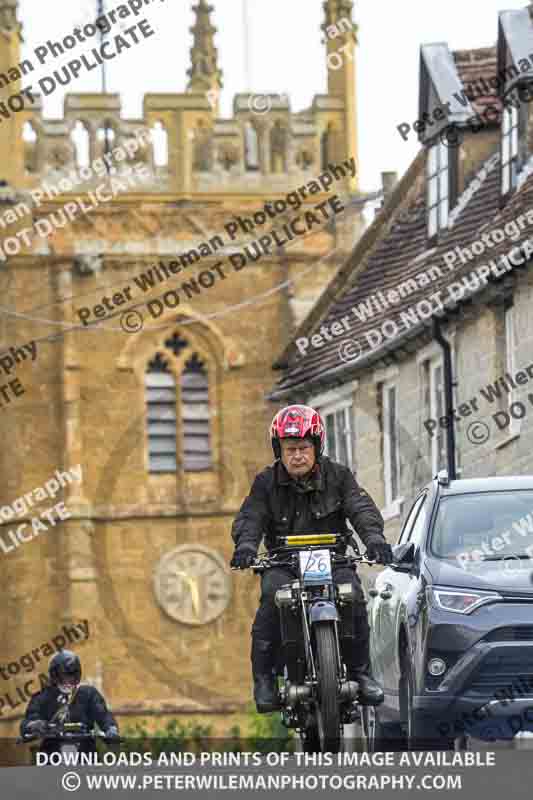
[0, 0, 359, 197]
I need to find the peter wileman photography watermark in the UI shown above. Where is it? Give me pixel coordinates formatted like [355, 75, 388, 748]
[73, 158, 356, 330]
[294, 207, 533, 361]
[0, 128, 151, 263]
[0, 0, 166, 124]
[0, 620, 90, 715]
[424, 360, 533, 442]
[0, 341, 38, 413]
[0, 465, 82, 554]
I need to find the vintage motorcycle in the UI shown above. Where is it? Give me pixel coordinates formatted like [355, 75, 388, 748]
[251, 531, 379, 753]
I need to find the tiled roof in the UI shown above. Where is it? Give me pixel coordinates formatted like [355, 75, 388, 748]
[269, 45, 533, 400]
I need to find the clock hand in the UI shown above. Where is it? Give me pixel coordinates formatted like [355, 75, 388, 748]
[174, 570, 201, 620]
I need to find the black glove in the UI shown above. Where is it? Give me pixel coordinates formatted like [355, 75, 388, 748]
[366, 536, 393, 565]
[230, 543, 257, 570]
[104, 725, 119, 740]
[26, 719, 47, 736]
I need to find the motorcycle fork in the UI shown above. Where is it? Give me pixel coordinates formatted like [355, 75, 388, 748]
[299, 589, 317, 681]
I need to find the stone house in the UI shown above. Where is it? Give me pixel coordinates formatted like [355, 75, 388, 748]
[270, 6, 533, 560]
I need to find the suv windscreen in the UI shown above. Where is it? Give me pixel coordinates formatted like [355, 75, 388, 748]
[430, 491, 533, 567]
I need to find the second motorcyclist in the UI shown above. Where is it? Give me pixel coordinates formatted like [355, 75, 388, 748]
[20, 650, 119, 755]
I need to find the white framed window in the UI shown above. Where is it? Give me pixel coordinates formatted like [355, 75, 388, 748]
[427, 140, 449, 239]
[383, 381, 400, 507]
[427, 358, 447, 475]
[321, 399, 355, 470]
[504, 304, 520, 438]
[502, 105, 519, 196]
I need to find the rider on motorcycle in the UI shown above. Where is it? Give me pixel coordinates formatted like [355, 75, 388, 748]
[20, 650, 119, 754]
[230, 404, 392, 712]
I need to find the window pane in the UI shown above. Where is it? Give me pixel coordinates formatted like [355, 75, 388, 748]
[439, 141, 448, 169]
[429, 206, 438, 238]
[146, 354, 177, 473]
[325, 414, 336, 460]
[336, 409, 348, 466]
[428, 175, 438, 206]
[150, 455, 178, 472]
[502, 165, 510, 195]
[428, 144, 437, 175]
[388, 387, 398, 501]
[181, 355, 211, 471]
[439, 169, 448, 199]
[502, 134, 510, 164]
[439, 197, 449, 228]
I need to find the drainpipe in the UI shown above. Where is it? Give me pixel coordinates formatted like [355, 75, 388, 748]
[433, 318, 457, 480]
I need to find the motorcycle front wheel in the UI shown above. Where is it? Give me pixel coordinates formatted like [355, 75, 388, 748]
[314, 623, 342, 753]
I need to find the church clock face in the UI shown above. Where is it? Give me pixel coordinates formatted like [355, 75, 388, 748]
[153, 545, 232, 626]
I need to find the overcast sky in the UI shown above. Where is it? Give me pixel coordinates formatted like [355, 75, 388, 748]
[17, 0, 527, 193]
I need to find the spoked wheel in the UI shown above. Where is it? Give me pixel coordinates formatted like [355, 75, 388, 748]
[360, 705, 376, 753]
[314, 623, 342, 753]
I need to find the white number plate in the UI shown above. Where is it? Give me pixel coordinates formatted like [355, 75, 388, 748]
[299, 549, 332, 584]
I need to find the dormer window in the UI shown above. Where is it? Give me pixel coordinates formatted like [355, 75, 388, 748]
[427, 139, 449, 239]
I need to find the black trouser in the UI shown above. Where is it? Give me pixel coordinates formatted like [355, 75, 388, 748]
[251, 564, 371, 680]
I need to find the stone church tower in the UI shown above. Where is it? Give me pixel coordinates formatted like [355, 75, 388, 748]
[0, 0, 366, 744]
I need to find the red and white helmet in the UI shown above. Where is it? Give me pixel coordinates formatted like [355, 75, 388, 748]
[270, 405, 325, 460]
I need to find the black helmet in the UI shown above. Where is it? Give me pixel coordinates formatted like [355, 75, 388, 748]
[49, 650, 81, 688]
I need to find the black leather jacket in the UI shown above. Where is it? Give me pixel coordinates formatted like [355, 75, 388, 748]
[20, 684, 117, 755]
[231, 456, 385, 553]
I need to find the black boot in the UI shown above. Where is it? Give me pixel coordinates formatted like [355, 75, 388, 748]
[251, 639, 280, 713]
[350, 666, 384, 706]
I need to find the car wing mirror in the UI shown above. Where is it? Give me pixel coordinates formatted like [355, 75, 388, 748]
[391, 542, 415, 569]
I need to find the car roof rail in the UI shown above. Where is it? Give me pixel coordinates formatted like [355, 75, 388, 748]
[436, 469, 450, 486]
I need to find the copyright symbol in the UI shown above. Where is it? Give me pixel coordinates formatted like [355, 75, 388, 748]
[467, 421, 490, 445]
[62, 772, 81, 792]
[248, 94, 271, 115]
[338, 338, 362, 363]
[120, 309, 144, 333]
[440, 126, 463, 149]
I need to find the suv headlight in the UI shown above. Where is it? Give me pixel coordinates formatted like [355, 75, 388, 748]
[427, 587, 502, 614]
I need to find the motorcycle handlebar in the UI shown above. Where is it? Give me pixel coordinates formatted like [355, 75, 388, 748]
[17, 728, 123, 744]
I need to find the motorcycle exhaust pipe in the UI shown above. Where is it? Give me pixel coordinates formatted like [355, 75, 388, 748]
[340, 681, 359, 701]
